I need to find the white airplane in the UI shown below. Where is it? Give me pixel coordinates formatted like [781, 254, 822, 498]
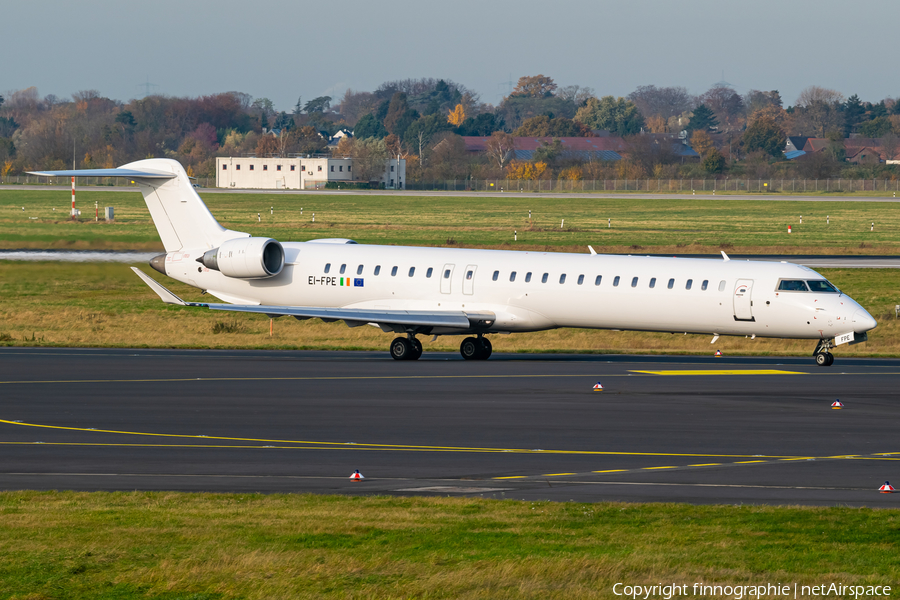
[31, 158, 877, 365]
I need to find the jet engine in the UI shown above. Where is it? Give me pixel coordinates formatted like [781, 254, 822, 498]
[199, 237, 284, 279]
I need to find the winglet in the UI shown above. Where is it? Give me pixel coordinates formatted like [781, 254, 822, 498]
[721, 251, 730, 261]
[588, 245, 597, 255]
[131, 267, 187, 305]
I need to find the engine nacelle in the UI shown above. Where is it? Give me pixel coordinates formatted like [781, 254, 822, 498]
[199, 237, 284, 279]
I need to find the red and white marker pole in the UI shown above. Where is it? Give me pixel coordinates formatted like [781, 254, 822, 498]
[71, 176, 76, 219]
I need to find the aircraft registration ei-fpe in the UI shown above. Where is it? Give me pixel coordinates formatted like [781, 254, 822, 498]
[30, 158, 877, 365]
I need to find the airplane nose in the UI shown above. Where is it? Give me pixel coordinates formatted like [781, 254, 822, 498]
[853, 309, 877, 332]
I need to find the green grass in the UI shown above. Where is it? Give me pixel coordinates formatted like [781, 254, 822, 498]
[0, 492, 897, 599]
[3, 188, 900, 253]
[0, 262, 897, 356]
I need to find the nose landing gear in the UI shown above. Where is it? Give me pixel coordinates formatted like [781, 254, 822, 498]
[813, 338, 835, 366]
[460, 335, 492, 360]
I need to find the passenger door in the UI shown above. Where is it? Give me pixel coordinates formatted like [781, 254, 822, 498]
[733, 279, 754, 321]
[440, 264, 455, 294]
[462, 265, 477, 295]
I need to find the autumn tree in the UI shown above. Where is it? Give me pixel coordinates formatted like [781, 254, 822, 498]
[880, 132, 899, 161]
[699, 85, 744, 128]
[742, 114, 786, 158]
[702, 148, 726, 173]
[574, 96, 644, 136]
[511, 75, 557, 98]
[484, 131, 515, 170]
[447, 103, 466, 126]
[514, 115, 590, 137]
[792, 86, 844, 137]
[403, 114, 452, 160]
[690, 130, 716, 158]
[336, 89, 378, 126]
[255, 134, 279, 157]
[627, 85, 693, 120]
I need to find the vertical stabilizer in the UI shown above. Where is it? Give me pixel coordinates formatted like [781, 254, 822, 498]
[120, 158, 248, 252]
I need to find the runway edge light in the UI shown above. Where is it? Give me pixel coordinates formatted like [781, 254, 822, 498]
[878, 481, 894, 493]
[715, 349, 722, 357]
[593, 382, 603, 391]
[350, 470, 364, 481]
[831, 400, 844, 409]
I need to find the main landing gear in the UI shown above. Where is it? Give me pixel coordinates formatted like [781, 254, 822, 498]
[389, 334, 493, 361]
[390, 335, 423, 361]
[460, 336, 492, 360]
[813, 338, 835, 367]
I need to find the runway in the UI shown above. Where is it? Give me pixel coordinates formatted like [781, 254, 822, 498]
[1, 347, 899, 506]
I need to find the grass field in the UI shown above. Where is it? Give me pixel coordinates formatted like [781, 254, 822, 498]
[3, 188, 900, 254]
[0, 492, 896, 600]
[0, 262, 896, 356]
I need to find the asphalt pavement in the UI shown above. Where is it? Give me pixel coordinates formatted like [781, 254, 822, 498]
[1, 347, 898, 506]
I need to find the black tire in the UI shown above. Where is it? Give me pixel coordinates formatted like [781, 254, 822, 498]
[391, 337, 412, 361]
[825, 352, 834, 366]
[815, 353, 828, 366]
[478, 337, 492, 360]
[410, 338, 423, 361]
[460, 337, 479, 360]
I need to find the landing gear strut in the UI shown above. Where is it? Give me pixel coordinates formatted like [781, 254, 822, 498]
[460, 335, 492, 360]
[390, 335, 423, 361]
[813, 338, 835, 367]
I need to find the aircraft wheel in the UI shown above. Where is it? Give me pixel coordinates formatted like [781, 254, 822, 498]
[410, 338, 423, 360]
[478, 337, 492, 360]
[391, 337, 413, 361]
[460, 337, 479, 360]
[815, 352, 833, 367]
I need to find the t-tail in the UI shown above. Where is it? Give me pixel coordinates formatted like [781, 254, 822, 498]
[28, 158, 248, 252]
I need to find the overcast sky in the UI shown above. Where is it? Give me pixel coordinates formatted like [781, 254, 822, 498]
[4, 0, 897, 111]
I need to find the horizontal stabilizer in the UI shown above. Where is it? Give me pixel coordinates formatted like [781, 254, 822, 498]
[27, 168, 175, 179]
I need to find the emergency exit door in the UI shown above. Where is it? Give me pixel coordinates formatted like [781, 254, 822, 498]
[733, 279, 755, 321]
[463, 265, 477, 295]
[440, 264, 455, 294]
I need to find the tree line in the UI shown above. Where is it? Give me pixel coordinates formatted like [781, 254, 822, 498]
[2, 75, 900, 182]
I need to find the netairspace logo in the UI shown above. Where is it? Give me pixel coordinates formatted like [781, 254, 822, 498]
[612, 582, 892, 599]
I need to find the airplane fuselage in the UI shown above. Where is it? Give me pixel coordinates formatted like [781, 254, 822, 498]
[160, 242, 876, 340]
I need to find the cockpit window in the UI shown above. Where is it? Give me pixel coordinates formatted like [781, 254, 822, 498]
[778, 280, 809, 292]
[807, 280, 839, 293]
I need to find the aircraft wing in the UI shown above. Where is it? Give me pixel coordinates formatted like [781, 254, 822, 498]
[131, 268, 494, 330]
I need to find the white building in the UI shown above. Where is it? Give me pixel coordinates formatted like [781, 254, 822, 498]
[215, 156, 406, 190]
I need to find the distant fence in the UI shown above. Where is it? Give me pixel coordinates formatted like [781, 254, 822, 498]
[4, 176, 900, 193]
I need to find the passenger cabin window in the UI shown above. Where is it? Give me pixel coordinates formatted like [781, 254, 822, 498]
[510, 271, 517, 282]
[339, 264, 346, 274]
[577, 274, 584, 285]
[559, 274, 566, 284]
[667, 278, 674, 289]
[649, 277, 656, 288]
[718, 280, 726, 292]
[525, 272, 532, 283]
[541, 273, 549, 283]
[357, 265, 363, 275]
[408, 267, 415, 277]
[613, 276, 620, 287]
[807, 280, 839, 292]
[324, 263, 331, 274]
[426, 267, 433, 278]
[631, 277, 639, 288]
[685, 279, 693, 290]
[374, 265, 381, 276]
[391, 266, 398, 276]
[443, 269, 451, 279]
[492, 270, 499, 281]
[701, 280, 709, 291]
[594, 275, 602, 286]
[470, 270, 477, 280]
[778, 280, 809, 291]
